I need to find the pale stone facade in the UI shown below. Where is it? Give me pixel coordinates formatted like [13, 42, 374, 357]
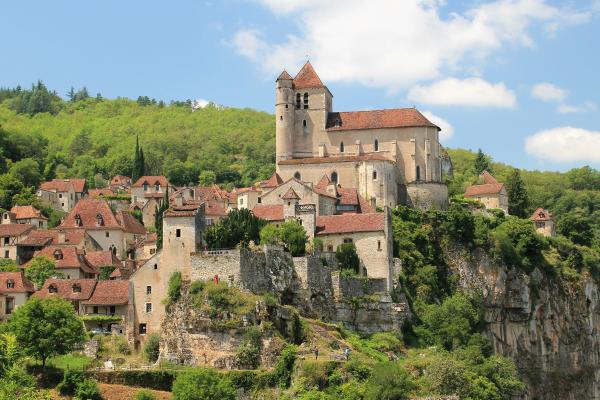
[531, 208, 556, 238]
[464, 171, 509, 214]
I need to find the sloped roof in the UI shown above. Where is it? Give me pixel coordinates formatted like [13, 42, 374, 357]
[337, 188, 359, 206]
[18, 229, 88, 247]
[60, 199, 121, 230]
[31, 245, 96, 274]
[88, 188, 115, 198]
[316, 175, 332, 190]
[111, 175, 131, 185]
[282, 188, 300, 200]
[115, 211, 147, 234]
[252, 205, 284, 221]
[481, 171, 498, 184]
[132, 176, 170, 188]
[36, 279, 97, 301]
[0, 272, 34, 294]
[278, 153, 394, 165]
[293, 61, 324, 90]
[326, 108, 439, 131]
[40, 179, 86, 193]
[82, 280, 129, 305]
[10, 205, 47, 220]
[0, 224, 35, 237]
[464, 172, 505, 197]
[316, 213, 385, 236]
[164, 203, 200, 218]
[85, 251, 121, 268]
[69, 179, 87, 193]
[260, 172, 284, 188]
[277, 70, 293, 81]
[531, 208, 553, 221]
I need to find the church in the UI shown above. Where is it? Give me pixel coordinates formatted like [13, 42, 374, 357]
[275, 62, 448, 210]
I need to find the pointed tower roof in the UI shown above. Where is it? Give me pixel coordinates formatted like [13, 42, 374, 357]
[282, 187, 300, 200]
[261, 172, 284, 188]
[277, 70, 293, 81]
[481, 171, 498, 184]
[315, 175, 332, 190]
[293, 61, 324, 89]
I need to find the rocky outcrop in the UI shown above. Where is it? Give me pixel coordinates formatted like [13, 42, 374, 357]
[445, 245, 600, 400]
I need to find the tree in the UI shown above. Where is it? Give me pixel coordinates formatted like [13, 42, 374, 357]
[98, 266, 116, 280]
[558, 211, 594, 247]
[280, 220, 308, 256]
[364, 362, 415, 400]
[198, 170, 216, 186]
[506, 168, 530, 218]
[259, 224, 282, 245]
[7, 297, 85, 367]
[172, 369, 236, 400]
[0, 259, 18, 272]
[9, 158, 42, 188]
[0, 174, 24, 209]
[155, 187, 169, 250]
[336, 243, 360, 274]
[24, 256, 59, 289]
[132, 135, 145, 182]
[143, 334, 161, 363]
[204, 208, 266, 249]
[474, 149, 492, 175]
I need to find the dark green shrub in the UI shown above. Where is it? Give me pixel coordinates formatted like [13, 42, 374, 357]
[189, 280, 205, 295]
[281, 220, 307, 256]
[205, 208, 266, 249]
[90, 370, 175, 391]
[336, 243, 360, 274]
[143, 334, 161, 363]
[364, 362, 414, 400]
[172, 369, 236, 400]
[270, 344, 297, 388]
[74, 378, 102, 400]
[57, 369, 87, 395]
[135, 389, 157, 400]
[235, 327, 262, 369]
[167, 272, 182, 304]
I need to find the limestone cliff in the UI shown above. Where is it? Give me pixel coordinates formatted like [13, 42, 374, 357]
[445, 245, 600, 400]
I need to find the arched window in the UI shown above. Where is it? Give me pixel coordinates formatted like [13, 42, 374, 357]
[331, 172, 338, 184]
[302, 119, 307, 127]
[374, 139, 379, 151]
[340, 142, 344, 153]
[303, 93, 309, 109]
[416, 166, 421, 181]
[294, 171, 301, 180]
[295, 93, 301, 109]
[155, 182, 161, 191]
[75, 214, 82, 227]
[6, 280, 14, 289]
[373, 170, 377, 180]
[53, 250, 63, 260]
[48, 284, 58, 293]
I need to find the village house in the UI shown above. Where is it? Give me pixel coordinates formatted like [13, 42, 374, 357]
[171, 186, 230, 226]
[532, 208, 556, 237]
[16, 228, 102, 265]
[0, 213, 35, 262]
[38, 178, 87, 212]
[464, 171, 509, 214]
[10, 205, 48, 229]
[130, 176, 171, 227]
[110, 175, 132, 192]
[29, 245, 98, 279]
[0, 272, 34, 320]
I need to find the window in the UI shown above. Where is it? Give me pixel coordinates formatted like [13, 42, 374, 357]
[279, 115, 283, 121]
[72, 284, 81, 293]
[143, 183, 149, 192]
[302, 119, 307, 127]
[239, 198, 244, 205]
[6, 280, 14, 289]
[139, 323, 147, 335]
[176, 229, 181, 238]
[5, 298, 14, 315]
[294, 171, 301, 180]
[96, 213, 104, 226]
[39, 221, 43, 228]
[153, 263, 158, 270]
[3, 237, 8, 245]
[146, 303, 152, 313]
[205, 218, 213, 226]
[340, 142, 344, 153]
[327, 245, 333, 252]
[146, 286, 152, 295]
[58, 193, 63, 198]
[377, 240, 382, 251]
[258, 197, 261, 204]
[48, 285, 57, 293]
[295, 93, 301, 109]
[110, 306, 116, 314]
[374, 139, 379, 151]
[150, 248, 156, 255]
[105, 232, 110, 238]
[303, 93, 309, 109]
[53, 250, 63, 260]
[155, 183, 160, 191]
[4, 251, 8, 258]
[343, 238, 353, 244]
[373, 171, 377, 180]
[61, 203, 65, 207]
[93, 306, 98, 314]
[75, 214, 82, 227]
[416, 165, 421, 181]
[331, 172, 338, 184]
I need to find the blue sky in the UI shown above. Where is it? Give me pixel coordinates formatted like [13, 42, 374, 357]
[1, 0, 600, 172]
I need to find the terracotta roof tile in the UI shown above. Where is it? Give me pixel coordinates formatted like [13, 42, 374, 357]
[0, 272, 34, 294]
[316, 175, 332, 190]
[115, 211, 147, 234]
[337, 188, 359, 205]
[69, 179, 87, 193]
[282, 188, 300, 200]
[111, 175, 131, 185]
[277, 70, 293, 81]
[132, 176, 170, 188]
[326, 108, 439, 131]
[19, 229, 89, 247]
[316, 213, 384, 235]
[0, 224, 35, 237]
[60, 199, 121, 230]
[252, 205, 284, 221]
[40, 179, 73, 193]
[35, 278, 96, 301]
[83, 280, 129, 305]
[531, 208, 553, 221]
[260, 173, 284, 188]
[278, 153, 394, 166]
[293, 61, 324, 90]
[31, 246, 96, 274]
[88, 188, 115, 198]
[164, 203, 200, 218]
[464, 183, 504, 197]
[10, 205, 47, 220]
[85, 251, 121, 268]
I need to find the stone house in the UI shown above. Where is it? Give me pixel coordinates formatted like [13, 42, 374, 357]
[464, 171, 509, 214]
[81, 280, 129, 334]
[10, 205, 48, 229]
[133, 233, 158, 261]
[232, 187, 262, 210]
[274, 62, 448, 210]
[39, 178, 87, 212]
[0, 218, 35, 262]
[35, 278, 97, 313]
[16, 228, 102, 265]
[110, 175, 132, 192]
[0, 272, 34, 320]
[172, 186, 230, 226]
[531, 208, 556, 237]
[29, 245, 98, 280]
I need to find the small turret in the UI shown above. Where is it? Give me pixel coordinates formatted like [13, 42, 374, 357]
[276, 70, 294, 164]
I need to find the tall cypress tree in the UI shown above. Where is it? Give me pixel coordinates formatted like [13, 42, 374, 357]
[139, 148, 145, 177]
[474, 148, 492, 175]
[132, 135, 142, 181]
[506, 168, 530, 218]
[155, 186, 169, 250]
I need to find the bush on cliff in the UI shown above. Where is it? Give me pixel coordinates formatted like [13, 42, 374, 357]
[166, 271, 182, 304]
[172, 369, 236, 400]
[205, 208, 266, 249]
[143, 334, 161, 363]
[259, 220, 308, 256]
[336, 243, 360, 274]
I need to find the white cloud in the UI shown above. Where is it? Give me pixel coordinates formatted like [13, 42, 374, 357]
[556, 102, 597, 114]
[525, 127, 600, 163]
[422, 110, 454, 141]
[407, 78, 516, 108]
[531, 82, 568, 102]
[233, 0, 591, 91]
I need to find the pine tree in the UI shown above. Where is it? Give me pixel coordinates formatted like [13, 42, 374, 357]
[474, 148, 492, 175]
[506, 168, 530, 218]
[67, 87, 76, 102]
[139, 148, 145, 177]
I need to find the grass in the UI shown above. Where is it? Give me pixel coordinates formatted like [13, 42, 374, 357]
[45, 354, 92, 370]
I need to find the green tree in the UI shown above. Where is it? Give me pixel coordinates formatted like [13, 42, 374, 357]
[364, 362, 415, 400]
[155, 187, 169, 250]
[98, 266, 116, 280]
[204, 208, 266, 249]
[132, 135, 145, 182]
[172, 369, 236, 400]
[558, 211, 594, 247]
[336, 243, 360, 274]
[9, 158, 42, 188]
[24, 256, 59, 289]
[7, 297, 85, 367]
[506, 168, 530, 218]
[259, 224, 282, 245]
[167, 272, 182, 304]
[143, 334, 161, 363]
[280, 219, 308, 256]
[135, 389, 157, 400]
[474, 149, 492, 175]
[0, 259, 18, 272]
[198, 170, 217, 186]
[0, 174, 24, 209]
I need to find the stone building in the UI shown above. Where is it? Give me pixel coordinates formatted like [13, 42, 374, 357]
[10, 205, 48, 229]
[464, 171, 508, 214]
[130, 176, 170, 227]
[0, 215, 35, 262]
[274, 62, 448, 210]
[38, 178, 87, 212]
[28, 245, 98, 279]
[531, 208, 556, 237]
[0, 272, 34, 320]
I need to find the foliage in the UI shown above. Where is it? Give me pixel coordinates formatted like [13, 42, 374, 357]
[259, 220, 307, 255]
[135, 389, 158, 400]
[474, 148, 492, 175]
[24, 256, 59, 289]
[198, 170, 217, 186]
[167, 271, 182, 304]
[80, 315, 122, 323]
[205, 208, 266, 249]
[235, 327, 263, 369]
[57, 369, 87, 395]
[506, 168, 531, 218]
[271, 344, 297, 388]
[336, 243, 360, 274]
[98, 266, 116, 280]
[143, 334, 161, 363]
[364, 362, 414, 400]
[0, 259, 18, 272]
[491, 217, 546, 273]
[172, 369, 236, 400]
[557, 211, 594, 247]
[155, 188, 169, 250]
[74, 378, 102, 400]
[259, 223, 282, 245]
[6, 297, 85, 367]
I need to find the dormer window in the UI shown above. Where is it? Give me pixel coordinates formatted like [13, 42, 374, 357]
[294, 171, 301, 180]
[48, 284, 58, 293]
[75, 214, 82, 227]
[6, 279, 14, 289]
[155, 183, 161, 191]
[295, 93, 301, 109]
[143, 182, 149, 191]
[53, 250, 63, 260]
[96, 214, 104, 226]
[72, 283, 81, 293]
[303, 93, 309, 109]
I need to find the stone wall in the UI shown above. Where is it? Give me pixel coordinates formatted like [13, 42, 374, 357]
[404, 182, 448, 210]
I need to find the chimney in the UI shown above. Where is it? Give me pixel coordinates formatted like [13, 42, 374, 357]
[57, 230, 66, 244]
[175, 194, 183, 207]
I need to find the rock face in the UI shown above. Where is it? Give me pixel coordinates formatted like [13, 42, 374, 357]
[445, 245, 600, 400]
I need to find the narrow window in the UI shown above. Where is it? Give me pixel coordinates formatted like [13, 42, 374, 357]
[327, 245, 333, 252]
[294, 171, 301, 180]
[75, 214, 82, 227]
[105, 232, 110, 238]
[416, 166, 421, 181]
[139, 323, 147, 335]
[3, 237, 9, 245]
[176, 229, 181, 237]
[143, 183, 149, 192]
[110, 306, 116, 314]
[377, 240, 381, 251]
[374, 139, 379, 151]
[153, 263, 158, 270]
[340, 142, 344, 153]
[155, 183, 160, 191]
[295, 93, 301, 109]
[373, 171, 377, 180]
[146, 303, 152, 313]
[258, 197, 261, 204]
[302, 119, 307, 127]
[146, 286, 152, 295]
[93, 306, 98, 314]
[3, 251, 7, 259]
[303, 93, 309, 109]
[6, 280, 14, 289]
[343, 238, 353, 244]
[331, 172, 338, 184]
[279, 115, 283, 121]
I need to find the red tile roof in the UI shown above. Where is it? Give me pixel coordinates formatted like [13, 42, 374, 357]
[83, 280, 129, 305]
[316, 213, 385, 236]
[164, 203, 200, 218]
[260, 173, 284, 188]
[531, 208, 553, 221]
[10, 205, 47, 220]
[85, 251, 121, 268]
[111, 175, 131, 185]
[277, 70, 293, 81]
[18, 229, 88, 247]
[36, 279, 96, 301]
[282, 188, 300, 200]
[316, 175, 332, 190]
[40, 179, 86, 193]
[132, 176, 170, 188]
[0, 224, 35, 237]
[115, 211, 147, 234]
[88, 188, 115, 198]
[0, 272, 34, 294]
[278, 153, 394, 165]
[60, 199, 121, 230]
[293, 61, 324, 90]
[464, 172, 504, 197]
[31, 246, 96, 274]
[337, 188, 359, 206]
[481, 171, 498, 184]
[69, 179, 87, 193]
[326, 108, 439, 131]
[252, 205, 284, 221]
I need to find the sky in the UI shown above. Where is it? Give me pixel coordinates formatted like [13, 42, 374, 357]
[1, 0, 600, 172]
